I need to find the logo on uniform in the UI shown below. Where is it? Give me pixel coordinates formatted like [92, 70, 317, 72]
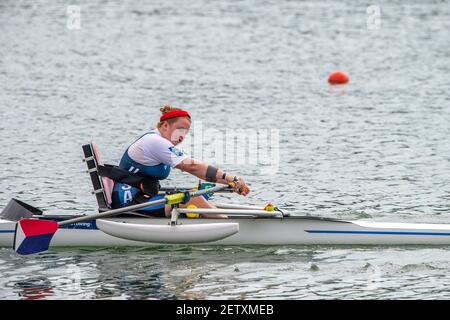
[169, 146, 184, 157]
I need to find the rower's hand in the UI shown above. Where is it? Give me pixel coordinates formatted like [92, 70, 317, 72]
[230, 177, 250, 196]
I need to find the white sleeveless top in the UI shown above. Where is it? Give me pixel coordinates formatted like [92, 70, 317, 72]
[127, 129, 188, 168]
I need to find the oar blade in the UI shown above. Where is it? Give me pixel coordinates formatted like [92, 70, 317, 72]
[14, 219, 58, 255]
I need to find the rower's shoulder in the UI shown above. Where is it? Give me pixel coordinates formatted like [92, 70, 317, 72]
[139, 130, 162, 141]
[138, 130, 173, 148]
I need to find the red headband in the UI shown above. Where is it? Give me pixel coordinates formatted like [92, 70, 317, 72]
[160, 110, 191, 122]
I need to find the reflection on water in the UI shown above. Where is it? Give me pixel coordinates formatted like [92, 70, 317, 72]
[2, 246, 450, 299]
[13, 277, 54, 300]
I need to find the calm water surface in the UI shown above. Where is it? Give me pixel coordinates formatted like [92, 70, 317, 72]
[0, 0, 449, 299]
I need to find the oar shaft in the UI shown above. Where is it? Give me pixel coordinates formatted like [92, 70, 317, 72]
[190, 185, 230, 197]
[58, 198, 167, 226]
[159, 187, 232, 193]
[58, 184, 229, 226]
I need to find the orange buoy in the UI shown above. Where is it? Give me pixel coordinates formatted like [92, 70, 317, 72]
[328, 71, 349, 85]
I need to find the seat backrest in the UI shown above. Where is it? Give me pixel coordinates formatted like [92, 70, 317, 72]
[82, 143, 114, 209]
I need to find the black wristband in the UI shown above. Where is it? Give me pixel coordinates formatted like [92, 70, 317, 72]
[206, 165, 218, 182]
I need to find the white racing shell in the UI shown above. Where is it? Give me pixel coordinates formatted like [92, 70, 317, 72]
[3, 216, 450, 247]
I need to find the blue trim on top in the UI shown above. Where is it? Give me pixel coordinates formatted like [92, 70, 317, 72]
[305, 230, 450, 236]
[0, 230, 15, 233]
[120, 149, 171, 180]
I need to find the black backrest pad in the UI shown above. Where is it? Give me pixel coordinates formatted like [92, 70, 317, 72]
[82, 144, 108, 209]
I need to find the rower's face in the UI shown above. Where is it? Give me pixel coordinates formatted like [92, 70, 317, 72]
[168, 117, 191, 145]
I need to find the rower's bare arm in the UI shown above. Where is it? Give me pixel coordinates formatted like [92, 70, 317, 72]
[175, 158, 227, 183]
[176, 158, 250, 196]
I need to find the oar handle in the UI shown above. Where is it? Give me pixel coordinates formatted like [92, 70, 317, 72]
[160, 186, 232, 193]
[58, 184, 231, 226]
[191, 184, 232, 197]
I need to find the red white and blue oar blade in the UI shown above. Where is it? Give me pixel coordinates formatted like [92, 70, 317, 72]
[14, 219, 58, 255]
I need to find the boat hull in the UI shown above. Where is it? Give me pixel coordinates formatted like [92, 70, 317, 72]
[3, 216, 450, 247]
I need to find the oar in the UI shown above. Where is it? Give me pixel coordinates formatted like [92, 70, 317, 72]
[13, 184, 232, 255]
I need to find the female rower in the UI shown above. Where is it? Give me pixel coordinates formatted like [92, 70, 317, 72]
[111, 105, 250, 218]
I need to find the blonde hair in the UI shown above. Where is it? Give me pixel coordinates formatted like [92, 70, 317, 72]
[157, 105, 191, 128]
